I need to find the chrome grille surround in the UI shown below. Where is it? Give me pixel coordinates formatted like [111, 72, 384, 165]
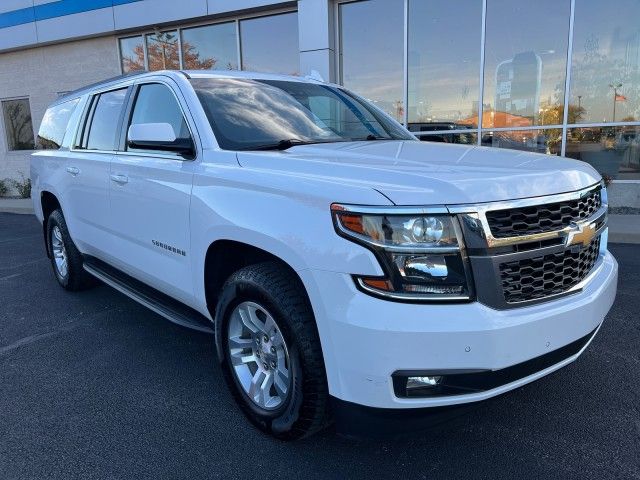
[486, 188, 601, 238]
[448, 182, 607, 309]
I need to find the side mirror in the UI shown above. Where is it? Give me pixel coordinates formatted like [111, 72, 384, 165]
[127, 123, 194, 157]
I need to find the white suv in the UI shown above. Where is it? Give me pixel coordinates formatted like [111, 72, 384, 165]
[31, 70, 618, 439]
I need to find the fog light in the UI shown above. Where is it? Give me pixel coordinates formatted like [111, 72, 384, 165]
[407, 376, 443, 389]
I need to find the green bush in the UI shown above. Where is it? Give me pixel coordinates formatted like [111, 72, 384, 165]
[0, 179, 7, 197]
[10, 174, 31, 199]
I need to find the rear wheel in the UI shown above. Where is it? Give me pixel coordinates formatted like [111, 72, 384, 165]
[215, 261, 330, 440]
[46, 209, 95, 291]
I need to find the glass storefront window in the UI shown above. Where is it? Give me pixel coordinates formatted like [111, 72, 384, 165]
[482, 0, 570, 129]
[570, 0, 640, 124]
[407, 0, 482, 130]
[565, 126, 640, 179]
[146, 30, 180, 71]
[481, 129, 562, 155]
[181, 22, 238, 70]
[240, 12, 299, 75]
[119, 36, 145, 73]
[339, 0, 404, 123]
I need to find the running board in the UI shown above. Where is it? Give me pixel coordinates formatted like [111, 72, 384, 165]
[83, 257, 214, 334]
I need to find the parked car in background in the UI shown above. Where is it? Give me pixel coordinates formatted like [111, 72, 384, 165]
[31, 71, 617, 439]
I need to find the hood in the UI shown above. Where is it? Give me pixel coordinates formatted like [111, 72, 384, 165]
[236, 141, 601, 206]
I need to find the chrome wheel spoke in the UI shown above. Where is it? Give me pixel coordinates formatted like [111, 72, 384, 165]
[228, 335, 253, 350]
[53, 227, 63, 244]
[230, 350, 256, 367]
[248, 369, 266, 400]
[274, 368, 289, 398]
[239, 304, 264, 334]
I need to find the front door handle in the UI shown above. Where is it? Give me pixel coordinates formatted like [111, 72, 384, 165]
[110, 173, 129, 185]
[66, 166, 80, 176]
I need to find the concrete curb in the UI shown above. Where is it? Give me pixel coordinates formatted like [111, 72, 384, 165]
[0, 198, 34, 215]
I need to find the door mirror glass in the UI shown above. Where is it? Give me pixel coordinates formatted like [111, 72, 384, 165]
[127, 122, 194, 156]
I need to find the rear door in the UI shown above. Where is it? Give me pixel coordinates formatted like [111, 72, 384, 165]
[64, 87, 129, 256]
[108, 79, 197, 305]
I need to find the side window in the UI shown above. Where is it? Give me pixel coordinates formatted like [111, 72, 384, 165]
[85, 88, 127, 151]
[128, 83, 191, 151]
[37, 98, 79, 150]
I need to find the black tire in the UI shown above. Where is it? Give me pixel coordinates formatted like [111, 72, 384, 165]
[46, 209, 95, 291]
[214, 261, 330, 440]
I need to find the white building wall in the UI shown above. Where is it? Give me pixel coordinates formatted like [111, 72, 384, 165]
[0, 36, 121, 188]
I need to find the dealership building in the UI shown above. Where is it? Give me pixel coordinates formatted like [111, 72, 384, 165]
[0, 0, 638, 200]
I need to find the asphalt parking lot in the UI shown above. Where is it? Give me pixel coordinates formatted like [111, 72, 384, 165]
[0, 212, 638, 480]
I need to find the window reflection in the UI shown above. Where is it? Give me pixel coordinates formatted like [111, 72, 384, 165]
[418, 130, 479, 145]
[1, 99, 35, 151]
[481, 129, 562, 155]
[407, 0, 482, 130]
[339, 0, 404, 123]
[146, 30, 180, 71]
[119, 36, 145, 73]
[240, 13, 299, 75]
[570, 0, 640, 124]
[181, 22, 238, 70]
[483, 0, 570, 128]
[566, 126, 640, 179]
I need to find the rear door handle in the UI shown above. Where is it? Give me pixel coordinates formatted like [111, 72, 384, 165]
[66, 166, 80, 176]
[110, 173, 129, 185]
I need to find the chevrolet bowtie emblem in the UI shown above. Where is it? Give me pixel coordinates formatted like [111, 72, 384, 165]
[567, 221, 597, 248]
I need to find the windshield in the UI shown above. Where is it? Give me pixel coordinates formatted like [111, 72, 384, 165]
[190, 78, 415, 151]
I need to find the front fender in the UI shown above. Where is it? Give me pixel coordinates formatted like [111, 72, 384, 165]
[189, 161, 389, 314]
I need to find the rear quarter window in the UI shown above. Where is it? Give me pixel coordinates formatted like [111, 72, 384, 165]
[37, 98, 80, 150]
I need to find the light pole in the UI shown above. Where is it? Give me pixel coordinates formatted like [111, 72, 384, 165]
[609, 83, 622, 122]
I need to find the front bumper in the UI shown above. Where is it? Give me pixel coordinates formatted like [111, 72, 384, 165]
[300, 250, 618, 409]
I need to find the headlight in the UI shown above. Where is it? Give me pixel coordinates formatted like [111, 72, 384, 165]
[331, 204, 473, 301]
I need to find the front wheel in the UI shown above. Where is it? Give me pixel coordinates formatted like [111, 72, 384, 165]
[214, 262, 330, 440]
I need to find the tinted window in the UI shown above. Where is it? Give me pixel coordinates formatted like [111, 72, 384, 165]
[86, 89, 127, 151]
[181, 22, 238, 70]
[570, 0, 640, 124]
[239, 13, 299, 74]
[407, 0, 482, 130]
[128, 83, 190, 148]
[37, 98, 79, 150]
[339, 0, 404, 122]
[146, 31, 180, 71]
[482, 0, 570, 128]
[2, 98, 35, 151]
[119, 36, 145, 73]
[190, 78, 413, 151]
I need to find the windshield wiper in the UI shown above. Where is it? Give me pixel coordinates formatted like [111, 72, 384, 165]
[244, 139, 319, 151]
[364, 134, 391, 141]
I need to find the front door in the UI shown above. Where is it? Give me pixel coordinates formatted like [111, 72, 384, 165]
[108, 80, 197, 305]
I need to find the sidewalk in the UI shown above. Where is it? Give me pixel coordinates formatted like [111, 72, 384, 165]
[1, 198, 638, 244]
[0, 198, 33, 215]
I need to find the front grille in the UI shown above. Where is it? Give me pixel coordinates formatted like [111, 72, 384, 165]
[486, 187, 601, 238]
[499, 236, 601, 303]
